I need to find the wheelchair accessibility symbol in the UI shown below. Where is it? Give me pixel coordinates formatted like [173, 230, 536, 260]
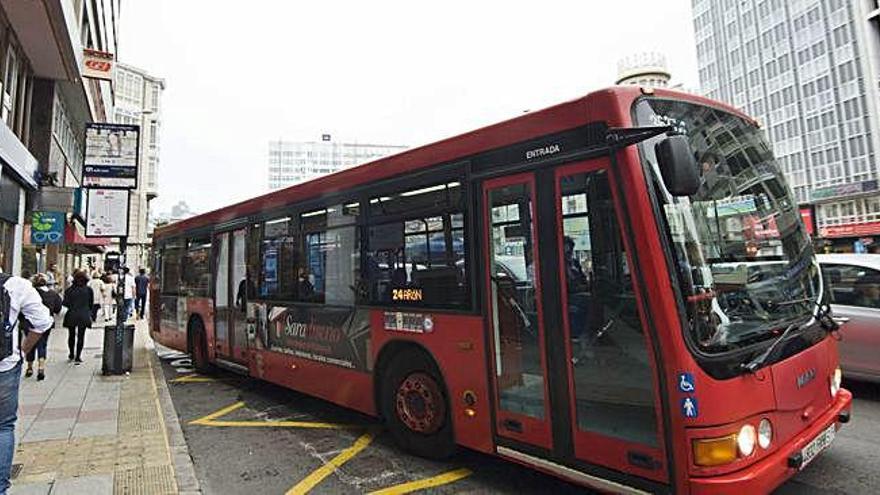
[678, 372, 695, 393]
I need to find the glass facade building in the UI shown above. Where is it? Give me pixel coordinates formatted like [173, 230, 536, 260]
[693, 0, 880, 245]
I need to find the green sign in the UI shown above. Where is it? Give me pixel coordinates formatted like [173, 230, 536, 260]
[31, 211, 65, 245]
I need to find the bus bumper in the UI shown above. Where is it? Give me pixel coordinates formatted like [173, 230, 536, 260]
[689, 388, 852, 495]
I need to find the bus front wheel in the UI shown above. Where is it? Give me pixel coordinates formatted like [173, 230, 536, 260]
[381, 350, 456, 460]
[189, 319, 211, 374]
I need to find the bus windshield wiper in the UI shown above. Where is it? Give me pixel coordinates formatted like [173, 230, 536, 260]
[770, 297, 813, 307]
[740, 322, 800, 373]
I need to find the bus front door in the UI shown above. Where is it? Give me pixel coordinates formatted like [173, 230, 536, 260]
[484, 160, 667, 486]
[213, 228, 249, 366]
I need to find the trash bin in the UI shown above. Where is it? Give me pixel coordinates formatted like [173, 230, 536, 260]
[102, 324, 135, 375]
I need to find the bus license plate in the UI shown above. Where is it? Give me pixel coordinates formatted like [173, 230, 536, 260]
[799, 424, 836, 470]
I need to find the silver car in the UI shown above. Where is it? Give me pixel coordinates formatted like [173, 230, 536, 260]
[818, 254, 880, 383]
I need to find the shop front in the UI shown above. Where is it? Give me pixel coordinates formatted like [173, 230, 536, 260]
[0, 121, 40, 275]
[818, 221, 880, 253]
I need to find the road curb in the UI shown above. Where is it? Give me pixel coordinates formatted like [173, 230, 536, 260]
[149, 342, 203, 494]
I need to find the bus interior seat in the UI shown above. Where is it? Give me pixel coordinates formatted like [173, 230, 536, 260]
[412, 266, 460, 301]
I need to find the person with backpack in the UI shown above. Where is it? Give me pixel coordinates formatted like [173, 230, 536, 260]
[0, 272, 54, 494]
[23, 274, 63, 381]
[62, 270, 93, 364]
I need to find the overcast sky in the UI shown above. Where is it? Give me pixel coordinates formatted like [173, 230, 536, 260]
[118, 1, 698, 215]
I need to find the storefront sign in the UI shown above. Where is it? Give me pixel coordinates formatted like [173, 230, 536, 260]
[819, 220, 880, 239]
[714, 197, 757, 217]
[83, 123, 139, 189]
[800, 207, 816, 236]
[812, 180, 878, 202]
[30, 211, 65, 245]
[82, 48, 115, 81]
[85, 189, 129, 237]
[0, 123, 38, 190]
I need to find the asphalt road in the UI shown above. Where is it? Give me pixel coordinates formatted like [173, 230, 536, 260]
[156, 348, 880, 494]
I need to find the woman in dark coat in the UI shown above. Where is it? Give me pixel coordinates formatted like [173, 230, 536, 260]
[25, 273, 63, 380]
[63, 270, 94, 364]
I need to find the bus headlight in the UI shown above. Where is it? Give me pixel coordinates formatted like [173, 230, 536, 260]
[758, 419, 773, 449]
[737, 424, 757, 457]
[693, 434, 738, 466]
[830, 367, 842, 397]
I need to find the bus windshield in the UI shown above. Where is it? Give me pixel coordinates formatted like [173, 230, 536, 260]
[634, 97, 821, 355]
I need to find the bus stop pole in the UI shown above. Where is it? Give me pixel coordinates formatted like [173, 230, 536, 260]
[114, 236, 127, 373]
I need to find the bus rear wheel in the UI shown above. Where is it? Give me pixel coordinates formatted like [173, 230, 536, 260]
[381, 351, 455, 459]
[189, 319, 211, 374]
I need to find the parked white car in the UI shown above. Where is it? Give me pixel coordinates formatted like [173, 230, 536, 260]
[818, 253, 880, 383]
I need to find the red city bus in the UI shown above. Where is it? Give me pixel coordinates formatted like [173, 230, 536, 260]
[150, 86, 852, 494]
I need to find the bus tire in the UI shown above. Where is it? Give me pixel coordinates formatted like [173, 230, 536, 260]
[380, 350, 456, 460]
[189, 318, 211, 374]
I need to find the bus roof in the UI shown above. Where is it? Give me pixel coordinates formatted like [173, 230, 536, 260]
[154, 86, 752, 240]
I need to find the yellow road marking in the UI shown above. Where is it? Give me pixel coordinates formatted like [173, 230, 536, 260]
[189, 401, 351, 429]
[170, 374, 215, 383]
[201, 420, 349, 429]
[368, 468, 473, 495]
[189, 401, 246, 425]
[286, 428, 378, 495]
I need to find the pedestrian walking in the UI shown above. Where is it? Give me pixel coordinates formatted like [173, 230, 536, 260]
[24, 274, 63, 381]
[123, 267, 135, 321]
[87, 272, 104, 322]
[101, 274, 115, 322]
[0, 273, 53, 494]
[45, 263, 58, 292]
[62, 270, 93, 364]
[135, 268, 149, 319]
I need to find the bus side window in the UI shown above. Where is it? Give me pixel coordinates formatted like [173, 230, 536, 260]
[181, 238, 211, 298]
[260, 216, 298, 301]
[300, 203, 360, 306]
[161, 242, 184, 295]
[245, 223, 262, 300]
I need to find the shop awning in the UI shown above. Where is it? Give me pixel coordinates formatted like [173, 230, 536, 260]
[64, 224, 110, 253]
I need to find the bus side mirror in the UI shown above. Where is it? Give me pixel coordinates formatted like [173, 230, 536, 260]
[655, 135, 700, 196]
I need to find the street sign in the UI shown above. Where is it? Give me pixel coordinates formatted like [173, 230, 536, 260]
[30, 211, 65, 245]
[83, 123, 139, 189]
[85, 189, 130, 237]
[82, 48, 115, 81]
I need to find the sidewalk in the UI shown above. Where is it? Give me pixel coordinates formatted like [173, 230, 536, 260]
[8, 318, 198, 495]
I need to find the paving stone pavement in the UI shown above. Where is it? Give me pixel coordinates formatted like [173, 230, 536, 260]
[8, 317, 197, 495]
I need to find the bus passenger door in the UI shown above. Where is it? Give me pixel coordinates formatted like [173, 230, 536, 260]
[229, 228, 249, 363]
[213, 228, 249, 365]
[552, 160, 667, 482]
[483, 161, 667, 486]
[213, 232, 231, 358]
[483, 173, 553, 449]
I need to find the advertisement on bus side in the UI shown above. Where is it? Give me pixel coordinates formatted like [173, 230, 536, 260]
[159, 295, 180, 332]
[261, 304, 371, 372]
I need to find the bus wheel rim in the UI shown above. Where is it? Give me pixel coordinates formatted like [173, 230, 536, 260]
[395, 372, 445, 434]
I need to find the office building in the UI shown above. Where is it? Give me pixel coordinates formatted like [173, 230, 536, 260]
[114, 62, 165, 269]
[0, 1, 119, 276]
[693, 0, 880, 248]
[268, 136, 407, 190]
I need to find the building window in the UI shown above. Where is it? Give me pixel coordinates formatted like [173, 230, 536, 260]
[151, 84, 160, 111]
